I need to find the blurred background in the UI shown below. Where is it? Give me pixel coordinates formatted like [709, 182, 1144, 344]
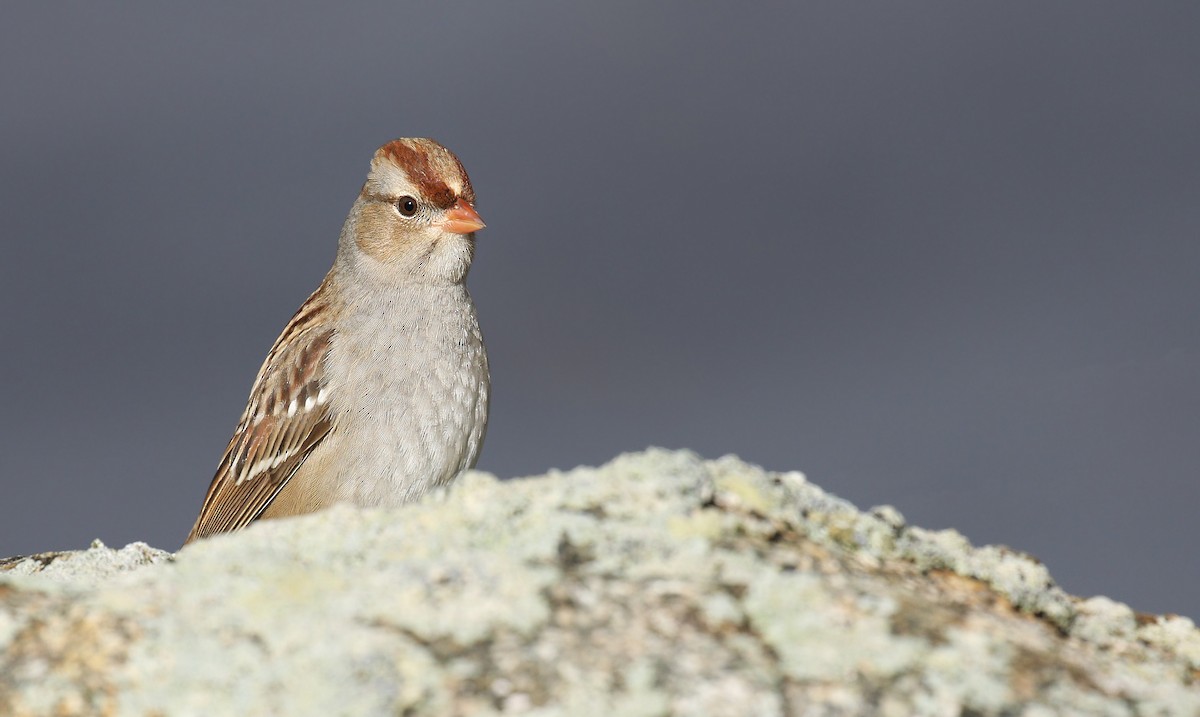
[2, 3, 1197, 617]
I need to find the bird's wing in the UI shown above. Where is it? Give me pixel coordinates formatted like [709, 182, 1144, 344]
[185, 295, 336, 543]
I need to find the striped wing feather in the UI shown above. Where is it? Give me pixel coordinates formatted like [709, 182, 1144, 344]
[186, 296, 335, 543]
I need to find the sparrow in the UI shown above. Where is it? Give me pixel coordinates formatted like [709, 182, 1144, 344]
[185, 138, 489, 544]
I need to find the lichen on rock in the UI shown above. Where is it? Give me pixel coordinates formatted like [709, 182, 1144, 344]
[1, 449, 1196, 716]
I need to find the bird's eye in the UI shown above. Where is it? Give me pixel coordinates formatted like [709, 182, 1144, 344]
[396, 196, 418, 217]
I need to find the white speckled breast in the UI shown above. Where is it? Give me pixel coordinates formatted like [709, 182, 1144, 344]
[317, 281, 489, 506]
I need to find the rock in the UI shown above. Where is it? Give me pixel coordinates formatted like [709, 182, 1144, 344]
[1, 449, 1196, 716]
[0, 540, 170, 583]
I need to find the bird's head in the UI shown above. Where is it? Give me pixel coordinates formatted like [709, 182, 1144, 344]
[341, 138, 485, 284]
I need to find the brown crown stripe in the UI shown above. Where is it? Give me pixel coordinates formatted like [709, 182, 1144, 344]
[378, 139, 465, 209]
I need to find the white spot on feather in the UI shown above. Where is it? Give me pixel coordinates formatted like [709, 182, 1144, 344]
[243, 446, 299, 484]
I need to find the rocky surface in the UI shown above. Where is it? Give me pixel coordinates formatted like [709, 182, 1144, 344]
[1, 449, 1197, 716]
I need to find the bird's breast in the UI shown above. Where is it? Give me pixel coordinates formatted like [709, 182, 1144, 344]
[320, 283, 489, 506]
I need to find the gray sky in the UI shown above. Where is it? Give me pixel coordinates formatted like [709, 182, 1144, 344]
[2, 3, 1198, 617]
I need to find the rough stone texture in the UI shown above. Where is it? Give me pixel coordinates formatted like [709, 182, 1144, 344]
[1, 449, 1196, 716]
[0, 541, 170, 584]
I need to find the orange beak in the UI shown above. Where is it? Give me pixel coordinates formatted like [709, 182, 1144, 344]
[439, 199, 486, 235]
